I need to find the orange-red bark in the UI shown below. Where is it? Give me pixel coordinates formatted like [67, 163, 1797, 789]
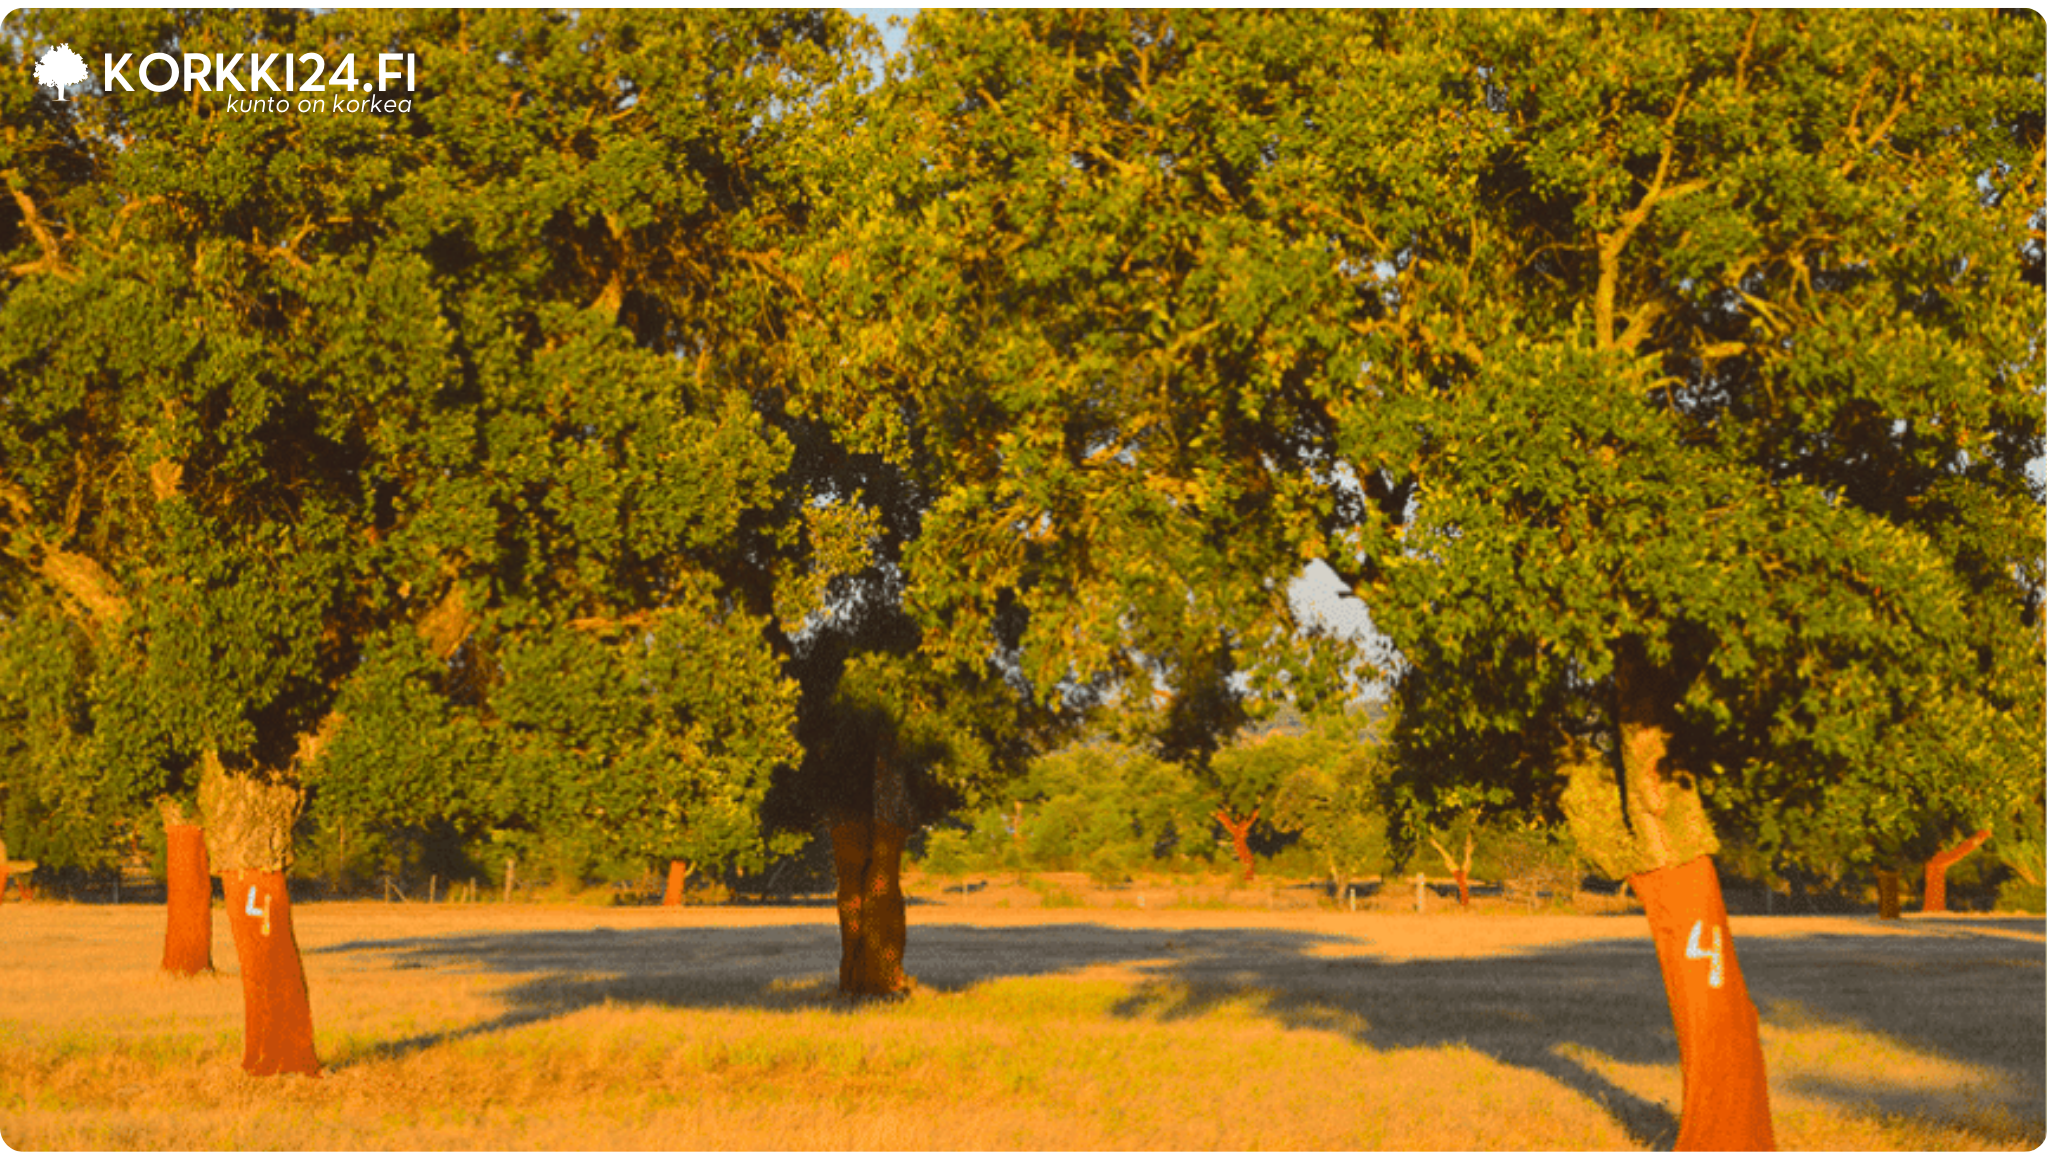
[161, 824, 214, 974]
[1629, 855, 1775, 1151]
[223, 870, 320, 1076]
[1453, 869, 1470, 907]
[1922, 830, 1992, 914]
[1214, 808, 1258, 882]
[662, 859, 687, 907]
[831, 818, 908, 997]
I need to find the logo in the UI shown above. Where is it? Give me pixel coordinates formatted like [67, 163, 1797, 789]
[33, 43, 88, 101]
[28, 42, 420, 116]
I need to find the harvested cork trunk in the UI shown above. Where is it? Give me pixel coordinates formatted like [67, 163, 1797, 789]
[199, 752, 319, 1076]
[161, 800, 214, 975]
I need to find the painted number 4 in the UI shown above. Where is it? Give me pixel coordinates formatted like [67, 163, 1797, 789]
[1685, 920, 1725, 989]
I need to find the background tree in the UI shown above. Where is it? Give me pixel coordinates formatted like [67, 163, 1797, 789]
[1269, 706, 1393, 901]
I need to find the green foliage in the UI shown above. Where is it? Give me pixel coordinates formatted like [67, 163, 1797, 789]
[1270, 709, 1396, 888]
[1004, 741, 1210, 878]
[1, 9, 864, 878]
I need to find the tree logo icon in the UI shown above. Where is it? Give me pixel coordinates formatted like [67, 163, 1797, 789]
[34, 44, 89, 101]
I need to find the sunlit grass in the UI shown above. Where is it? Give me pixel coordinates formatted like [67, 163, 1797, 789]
[0, 903, 2037, 1150]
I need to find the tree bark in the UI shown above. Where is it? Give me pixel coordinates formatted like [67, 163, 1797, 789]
[199, 750, 318, 1075]
[831, 751, 911, 997]
[223, 869, 320, 1076]
[1559, 642, 1774, 1150]
[1922, 830, 1992, 914]
[161, 818, 214, 975]
[1214, 807, 1258, 882]
[1876, 869, 1903, 920]
[1431, 833, 1474, 908]
[831, 816, 908, 996]
[1629, 855, 1775, 1151]
[662, 859, 688, 907]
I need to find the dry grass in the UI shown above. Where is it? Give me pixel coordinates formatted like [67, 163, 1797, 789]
[0, 899, 2039, 1150]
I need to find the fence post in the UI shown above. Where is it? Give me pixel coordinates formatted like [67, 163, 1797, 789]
[503, 859, 515, 903]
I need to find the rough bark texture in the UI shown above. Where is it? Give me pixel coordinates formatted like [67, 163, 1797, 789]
[1922, 830, 1992, 914]
[662, 859, 688, 907]
[197, 752, 302, 874]
[1561, 645, 1774, 1148]
[200, 753, 316, 1074]
[831, 752, 912, 997]
[223, 869, 320, 1076]
[831, 817, 909, 996]
[1215, 808, 1258, 882]
[1630, 856, 1776, 1151]
[161, 818, 214, 975]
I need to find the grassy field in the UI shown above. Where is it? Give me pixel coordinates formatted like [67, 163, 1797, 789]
[0, 880, 2040, 1150]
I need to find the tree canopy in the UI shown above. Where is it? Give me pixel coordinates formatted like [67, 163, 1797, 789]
[2, 9, 2039, 899]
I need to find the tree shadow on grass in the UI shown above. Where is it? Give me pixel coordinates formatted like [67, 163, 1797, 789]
[312, 916, 2043, 1147]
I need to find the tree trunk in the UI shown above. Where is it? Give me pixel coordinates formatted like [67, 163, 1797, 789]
[199, 750, 318, 1076]
[1629, 855, 1775, 1151]
[1561, 643, 1774, 1150]
[161, 819, 214, 975]
[1431, 834, 1474, 908]
[223, 869, 320, 1076]
[662, 859, 688, 907]
[1214, 807, 1258, 882]
[831, 816, 908, 996]
[831, 751, 911, 998]
[1922, 830, 1992, 914]
[1876, 870, 1903, 920]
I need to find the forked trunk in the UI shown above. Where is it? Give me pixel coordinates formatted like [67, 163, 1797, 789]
[199, 751, 319, 1076]
[161, 812, 214, 975]
[1214, 808, 1258, 882]
[1922, 830, 1992, 914]
[662, 859, 688, 907]
[223, 869, 319, 1076]
[1431, 834, 1474, 908]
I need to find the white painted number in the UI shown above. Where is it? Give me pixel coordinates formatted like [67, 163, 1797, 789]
[245, 885, 273, 937]
[1685, 919, 1724, 989]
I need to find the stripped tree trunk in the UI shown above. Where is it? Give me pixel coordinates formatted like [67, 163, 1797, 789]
[199, 751, 319, 1077]
[1922, 830, 1992, 914]
[831, 751, 911, 997]
[160, 800, 213, 975]
[662, 859, 688, 907]
[1214, 807, 1259, 882]
[1565, 643, 1774, 1151]
[1431, 832, 1474, 908]
[223, 868, 319, 1075]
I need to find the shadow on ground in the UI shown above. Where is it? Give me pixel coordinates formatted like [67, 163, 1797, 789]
[315, 916, 2044, 1148]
